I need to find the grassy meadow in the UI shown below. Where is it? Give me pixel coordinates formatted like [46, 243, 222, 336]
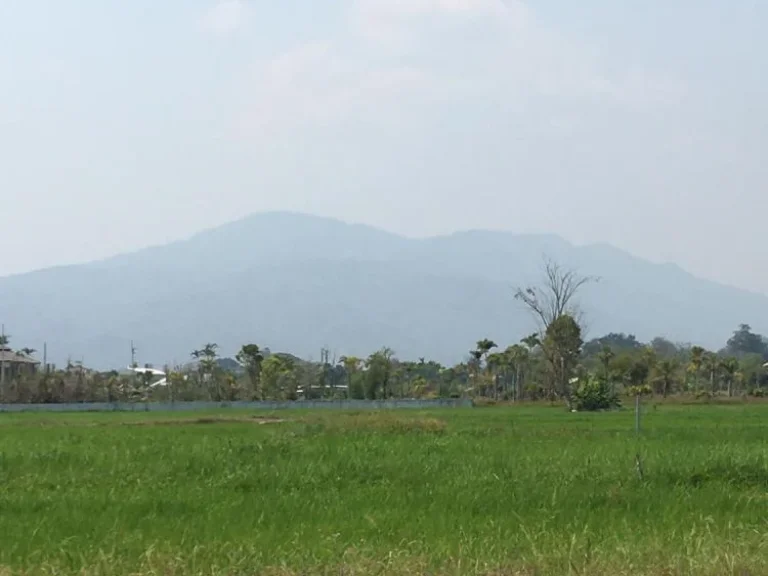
[0, 404, 767, 575]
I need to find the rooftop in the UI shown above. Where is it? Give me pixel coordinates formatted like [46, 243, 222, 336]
[0, 347, 41, 364]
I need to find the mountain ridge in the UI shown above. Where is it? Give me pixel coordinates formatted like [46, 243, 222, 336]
[1, 211, 765, 369]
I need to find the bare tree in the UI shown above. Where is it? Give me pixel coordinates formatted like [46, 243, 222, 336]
[514, 257, 598, 333]
[514, 257, 597, 406]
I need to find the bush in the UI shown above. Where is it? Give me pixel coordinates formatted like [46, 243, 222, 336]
[572, 377, 621, 411]
[349, 379, 366, 400]
[627, 384, 653, 397]
[749, 387, 766, 398]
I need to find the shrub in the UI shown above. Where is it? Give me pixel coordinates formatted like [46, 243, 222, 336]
[573, 377, 621, 411]
[626, 384, 653, 397]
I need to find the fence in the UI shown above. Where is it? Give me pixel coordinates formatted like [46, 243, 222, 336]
[0, 398, 473, 413]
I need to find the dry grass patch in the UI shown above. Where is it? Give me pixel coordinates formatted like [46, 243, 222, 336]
[2, 557, 764, 576]
[122, 415, 288, 427]
[0, 413, 289, 429]
[312, 412, 447, 434]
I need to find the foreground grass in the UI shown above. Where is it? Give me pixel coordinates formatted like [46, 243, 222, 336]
[0, 405, 766, 575]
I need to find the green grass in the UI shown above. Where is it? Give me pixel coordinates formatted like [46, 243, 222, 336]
[0, 405, 767, 575]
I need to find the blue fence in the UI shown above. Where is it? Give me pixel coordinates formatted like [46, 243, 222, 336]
[0, 398, 473, 413]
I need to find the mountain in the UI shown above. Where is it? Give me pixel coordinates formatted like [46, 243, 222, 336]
[1, 211, 766, 369]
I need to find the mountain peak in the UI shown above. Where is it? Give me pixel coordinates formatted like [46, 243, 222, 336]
[1, 212, 766, 369]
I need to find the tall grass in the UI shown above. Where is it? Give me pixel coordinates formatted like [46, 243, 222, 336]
[0, 405, 766, 575]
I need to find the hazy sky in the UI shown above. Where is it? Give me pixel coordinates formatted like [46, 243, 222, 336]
[1, 1, 766, 291]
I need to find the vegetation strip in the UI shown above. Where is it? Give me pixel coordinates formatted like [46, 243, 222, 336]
[0, 406, 766, 575]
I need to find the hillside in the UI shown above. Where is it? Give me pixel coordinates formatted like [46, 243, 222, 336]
[1, 211, 766, 369]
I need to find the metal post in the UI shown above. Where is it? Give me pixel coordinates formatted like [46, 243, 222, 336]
[634, 394, 644, 480]
[0, 324, 5, 391]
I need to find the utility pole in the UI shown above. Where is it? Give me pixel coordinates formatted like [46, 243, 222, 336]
[165, 363, 173, 405]
[43, 342, 48, 374]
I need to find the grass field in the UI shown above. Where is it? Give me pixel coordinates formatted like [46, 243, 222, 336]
[0, 405, 767, 575]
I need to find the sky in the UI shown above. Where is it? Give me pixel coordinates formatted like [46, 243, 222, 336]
[1, 0, 766, 292]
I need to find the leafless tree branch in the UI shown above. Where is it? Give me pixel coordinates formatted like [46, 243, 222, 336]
[514, 256, 599, 332]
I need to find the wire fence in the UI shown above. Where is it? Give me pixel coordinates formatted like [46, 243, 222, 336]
[0, 398, 473, 413]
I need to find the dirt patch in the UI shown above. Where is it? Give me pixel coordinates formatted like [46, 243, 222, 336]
[312, 413, 447, 434]
[123, 415, 288, 427]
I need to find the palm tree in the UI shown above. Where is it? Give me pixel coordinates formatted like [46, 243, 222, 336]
[467, 350, 483, 396]
[652, 359, 680, 397]
[703, 352, 719, 395]
[688, 346, 705, 392]
[486, 351, 506, 400]
[641, 346, 658, 371]
[192, 343, 220, 400]
[719, 357, 740, 397]
[472, 339, 497, 397]
[505, 344, 530, 401]
[475, 339, 498, 364]
[597, 345, 615, 386]
[365, 348, 394, 399]
[521, 333, 540, 352]
[236, 344, 264, 400]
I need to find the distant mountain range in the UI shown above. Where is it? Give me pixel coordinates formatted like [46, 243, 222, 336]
[1, 211, 766, 369]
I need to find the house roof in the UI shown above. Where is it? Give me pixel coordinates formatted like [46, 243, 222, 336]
[0, 347, 41, 364]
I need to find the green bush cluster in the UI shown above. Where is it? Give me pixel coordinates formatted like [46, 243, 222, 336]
[572, 377, 621, 411]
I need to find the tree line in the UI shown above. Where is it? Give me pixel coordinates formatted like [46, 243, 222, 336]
[1, 260, 767, 408]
